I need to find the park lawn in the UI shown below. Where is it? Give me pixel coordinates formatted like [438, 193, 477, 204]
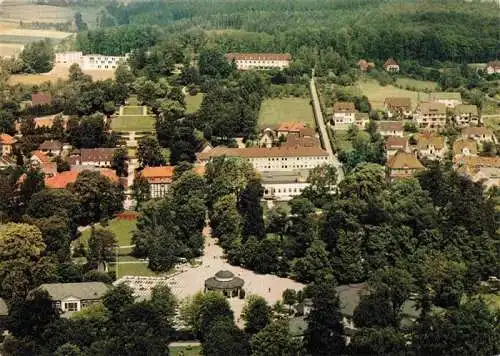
[395, 77, 438, 91]
[186, 93, 204, 113]
[259, 97, 315, 128]
[110, 261, 159, 278]
[128, 147, 137, 158]
[122, 106, 144, 115]
[169, 346, 202, 356]
[357, 79, 430, 110]
[111, 115, 155, 132]
[77, 219, 136, 247]
[127, 96, 139, 105]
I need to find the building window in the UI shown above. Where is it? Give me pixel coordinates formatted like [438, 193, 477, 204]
[64, 302, 78, 312]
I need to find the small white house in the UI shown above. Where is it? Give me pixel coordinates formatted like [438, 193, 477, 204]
[37, 282, 109, 316]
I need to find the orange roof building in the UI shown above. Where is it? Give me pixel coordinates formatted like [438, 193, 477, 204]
[383, 58, 400, 72]
[140, 165, 205, 198]
[45, 169, 119, 189]
[0, 133, 17, 156]
[31, 150, 57, 177]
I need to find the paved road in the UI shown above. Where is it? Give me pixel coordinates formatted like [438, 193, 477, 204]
[309, 76, 345, 181]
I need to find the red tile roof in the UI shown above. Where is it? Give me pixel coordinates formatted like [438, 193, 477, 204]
[31, 93, 52, 106]
[39, 140, 62, 151]
[226, 53, 291, 61]
[486, 60, 500, 70]
[461, 126, 494, 137]
[278, 122, 305, 133]
[384, 97, 411, 109]
[0, 133, 16, 145]
[45, 169, 119, 189]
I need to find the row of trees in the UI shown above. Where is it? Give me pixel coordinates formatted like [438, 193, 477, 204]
[131, 167, 206, 271]
[76, 0, 498, 63]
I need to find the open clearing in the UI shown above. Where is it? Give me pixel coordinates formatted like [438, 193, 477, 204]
[111, 115, 155, 132]
[77, 219, 137, 247]
[0, 2, 74, 24]
[170, 346, 201, 356]
[395, 77, 438, 91]
[8, 63, 117, 85]
[357, 79, 430, 110]
[122, 106, 145, 116]
[259, 97, 315, 128]
[185, 93, 203, 113]
[0, 42, 23, 57]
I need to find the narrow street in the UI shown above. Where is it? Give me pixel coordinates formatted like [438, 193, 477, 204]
[309, 75, 345, 181]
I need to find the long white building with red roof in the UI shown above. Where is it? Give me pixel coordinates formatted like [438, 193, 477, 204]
[225, 53, 291, 71]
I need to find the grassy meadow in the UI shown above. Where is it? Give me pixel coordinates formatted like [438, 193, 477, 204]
[259, 97, 315, 128]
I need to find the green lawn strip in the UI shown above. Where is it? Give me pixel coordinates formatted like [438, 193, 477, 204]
[185, 93, 204, 113]
[169, 346, 202, 356]
[259, 97, 315, 128]
[76, 219, 136, 247]
[483, 116, 500, 131]
[357, 79, 430, 110]
[395, 77, 438, 91]
[122, 106, 144, 116]
[111, 115, 155, 132]
[127, 96, 139, 105]
[110, 262, 159, 278]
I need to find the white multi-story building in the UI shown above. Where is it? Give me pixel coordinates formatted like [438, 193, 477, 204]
[55, 51, 84, 66]
[226, 53, 291, 71]
[454, 104, 480, 127]
[81, 54, 126, 70]
[415, 102, 447, 131]
[332, 101, 356, 128]
[198, 146, 332, 200]
[54, 52, 127, 70]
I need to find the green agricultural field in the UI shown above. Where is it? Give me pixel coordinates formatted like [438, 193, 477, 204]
[483, 116, 500, 131]
[357, 79, 430, 110]
[169, 346, 202, 356]
[111, 115, 155, 132]
[259, 97, 315, 128]
[77, 218, 137, 247]
[395, 77, 438, 91]
[122, 106, 145, 116]
[185, 93, 204, 113]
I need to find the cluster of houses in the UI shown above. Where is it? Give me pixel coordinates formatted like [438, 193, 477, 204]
[377, 119, 498, 186]
[332, 92, 478, 131]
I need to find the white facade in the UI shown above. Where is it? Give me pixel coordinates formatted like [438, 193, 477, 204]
[150, 182, 169, 198]
[333, 112, 356, 126]
[262, 182, 309, 200]
[247, 155, 331, 171]
[55, 52, 127, 70]
[55, 51, 83, 65]
[226, 53, 291, 71]
[82, 55, 125, 70]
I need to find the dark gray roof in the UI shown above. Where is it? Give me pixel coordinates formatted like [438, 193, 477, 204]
[0, 297, 8, 316]
[205, 276, 244, 290]
[38, 282, 109, 301]
[215, 270, 235, 279]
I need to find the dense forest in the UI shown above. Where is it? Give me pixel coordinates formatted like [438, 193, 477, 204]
[76, 0, 499, 64]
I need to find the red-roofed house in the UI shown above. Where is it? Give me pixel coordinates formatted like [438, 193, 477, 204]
[357, 59, 375, 72]
[332, 102, 356, 127]
[31, 93, 52, 107]
[140, 166, 175, 198]
[0, 133, 17, 156]
[45, 169, 119, 189]
[383, 58, 400, 72]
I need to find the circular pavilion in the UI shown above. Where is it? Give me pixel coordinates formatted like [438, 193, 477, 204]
[204, 270, 244, 298]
